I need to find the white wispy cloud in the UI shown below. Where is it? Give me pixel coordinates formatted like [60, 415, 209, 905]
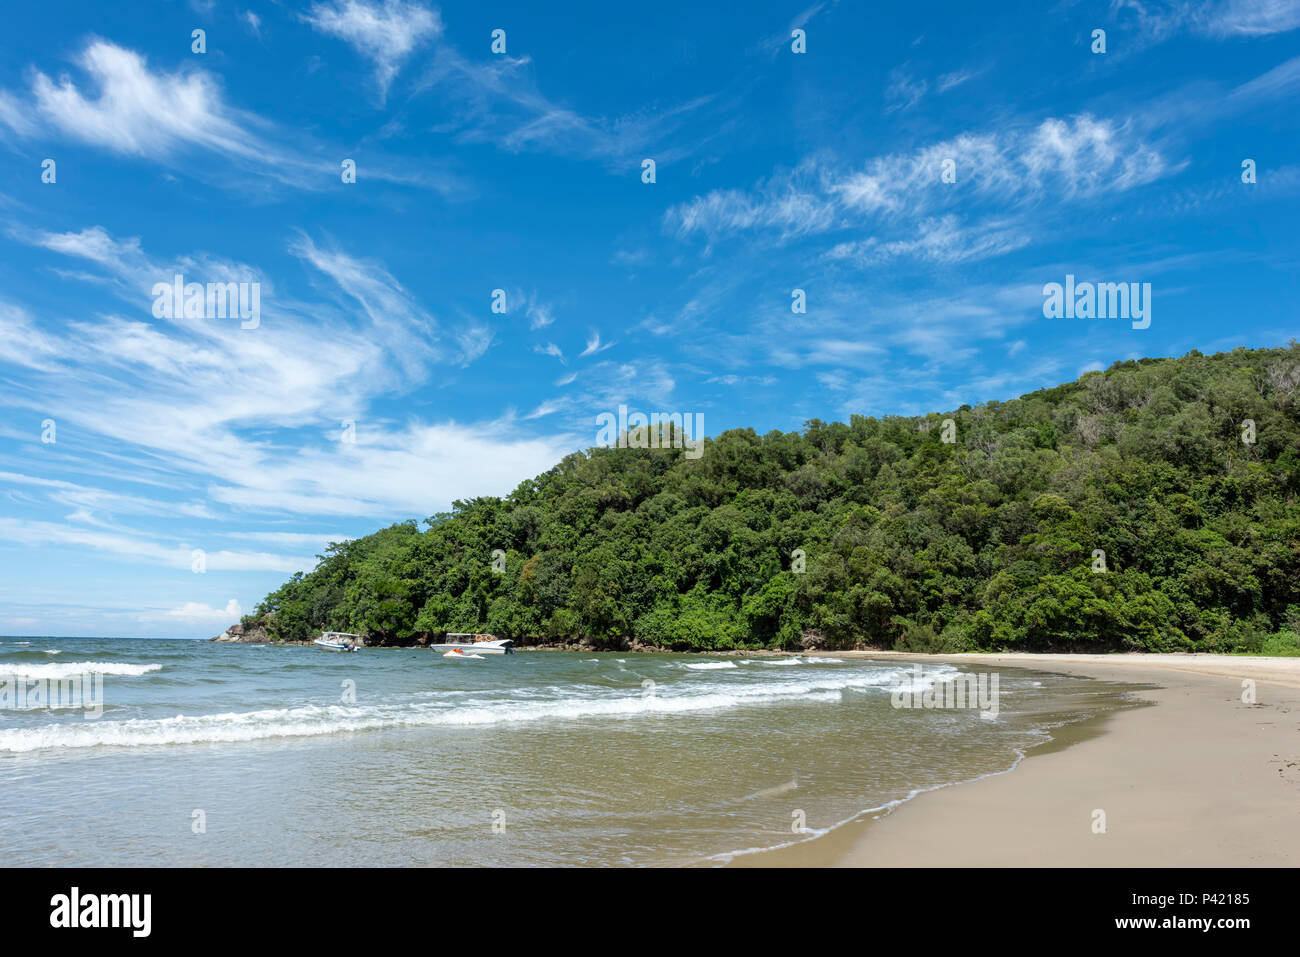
[289, 234, 441, 376]
[579, 331, 614, 357]
[0, 224, 572, 531]
[219, 531, 353, 549]
[755, 1, 839, 57]
[13, 40, 267, 161]
[0, 518, 311, 572]
[161, 599, 243, 624]
[884, 66, 929, 113]
[412, 38, 715, 167]
[884, 62, 981, 113]
[0, 38, 461, 194]
[524, 399, 565, 420]
[303, 0, 442, 103]
[1228, 53, 1300, 105]
[521, 293, 556, 330]
[0, 471, 215, 521]
[664, 157, 837, 243]
[828, 216, 1031, 266]
[665, 114, 1173, 264]
[534, 342, 565, 363]
[203, 420, 577, 515]
[936, 68, 980, 92]
[1112, 0, 1300, 42]
[517, 360, 679, 432]
[1213, 0, 1300, 35]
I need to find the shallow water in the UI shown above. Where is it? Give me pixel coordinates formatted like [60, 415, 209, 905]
[0, 637, 1141, 866]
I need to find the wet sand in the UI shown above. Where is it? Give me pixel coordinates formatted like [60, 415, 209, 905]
[736, 653, 1300, 867]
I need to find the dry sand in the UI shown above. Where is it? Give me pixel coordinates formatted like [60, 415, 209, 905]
[737, 653, 1300, 867]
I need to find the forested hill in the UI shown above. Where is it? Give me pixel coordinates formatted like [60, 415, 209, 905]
[242, 345, 1300, 654]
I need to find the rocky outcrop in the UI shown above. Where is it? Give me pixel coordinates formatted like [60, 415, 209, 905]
[209, 620, 272, 643]
[799, 630, 827, 651]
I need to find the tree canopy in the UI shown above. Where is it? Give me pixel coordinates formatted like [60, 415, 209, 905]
[246, 344, 1300, 655]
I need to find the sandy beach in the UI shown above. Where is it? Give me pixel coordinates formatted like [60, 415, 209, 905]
[738, 653, 1300, 867]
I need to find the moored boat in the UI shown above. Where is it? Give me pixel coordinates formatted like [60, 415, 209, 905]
[313, 631, 364, 653]
[430, 633, 514, 655]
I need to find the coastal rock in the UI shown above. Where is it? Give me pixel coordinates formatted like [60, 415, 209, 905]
[209, 621, 270, 643]
[799, 630, 827, 651]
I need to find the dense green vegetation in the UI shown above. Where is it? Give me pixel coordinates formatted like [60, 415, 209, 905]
[246, 345, 1300, 654]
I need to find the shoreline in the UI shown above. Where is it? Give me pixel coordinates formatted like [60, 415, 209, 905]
[733, 652, 1300, 867]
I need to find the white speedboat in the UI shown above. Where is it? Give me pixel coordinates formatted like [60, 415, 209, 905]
[313, 631, 364, 653]
[430, 633, 514, 655]
[442, 648, 484, 660]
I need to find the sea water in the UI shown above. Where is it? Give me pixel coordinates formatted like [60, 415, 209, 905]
[0, 637, 1141, 866]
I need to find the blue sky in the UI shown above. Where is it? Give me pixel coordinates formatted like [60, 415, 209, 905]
[0, 0, 1297, 637]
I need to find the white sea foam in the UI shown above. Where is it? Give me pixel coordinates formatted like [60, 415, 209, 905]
[685, 661, 737, 670]
[0, 664, 953, 753]
[738, 655, 847, 670]
[746, 655, 844, 666]
[0, 662, 161, 681]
